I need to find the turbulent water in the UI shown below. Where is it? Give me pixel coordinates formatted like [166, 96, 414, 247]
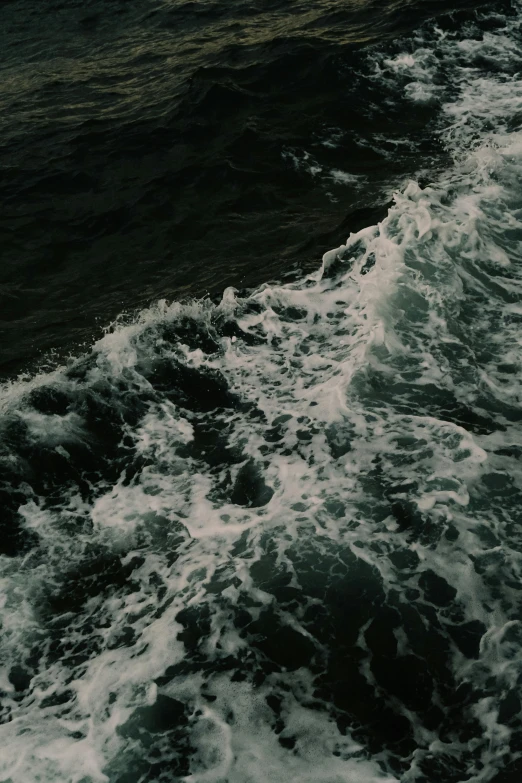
[3, 1, 522, 782]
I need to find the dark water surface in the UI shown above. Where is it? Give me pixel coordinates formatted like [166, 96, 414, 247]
[2, 1, 522, 782]
[2, 0, 479, 376]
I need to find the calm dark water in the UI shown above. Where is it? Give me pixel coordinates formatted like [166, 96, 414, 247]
[1, 0, 479, 377]
[3, 1, 522, 782]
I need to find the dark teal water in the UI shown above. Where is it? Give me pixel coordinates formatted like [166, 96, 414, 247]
[1, 2, 522, 782]
[1, 0, 480, 377]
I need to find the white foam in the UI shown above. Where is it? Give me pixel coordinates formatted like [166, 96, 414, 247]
[2, 4, 522, 782]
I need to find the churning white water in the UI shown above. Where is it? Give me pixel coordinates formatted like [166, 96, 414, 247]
[2, 4, 522, 782]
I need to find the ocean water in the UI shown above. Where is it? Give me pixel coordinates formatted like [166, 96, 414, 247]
[2, 0, 522, 781]
[0, 0, 475, 377]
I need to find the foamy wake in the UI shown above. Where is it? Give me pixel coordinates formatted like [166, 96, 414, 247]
[1, 4, 522, 782]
